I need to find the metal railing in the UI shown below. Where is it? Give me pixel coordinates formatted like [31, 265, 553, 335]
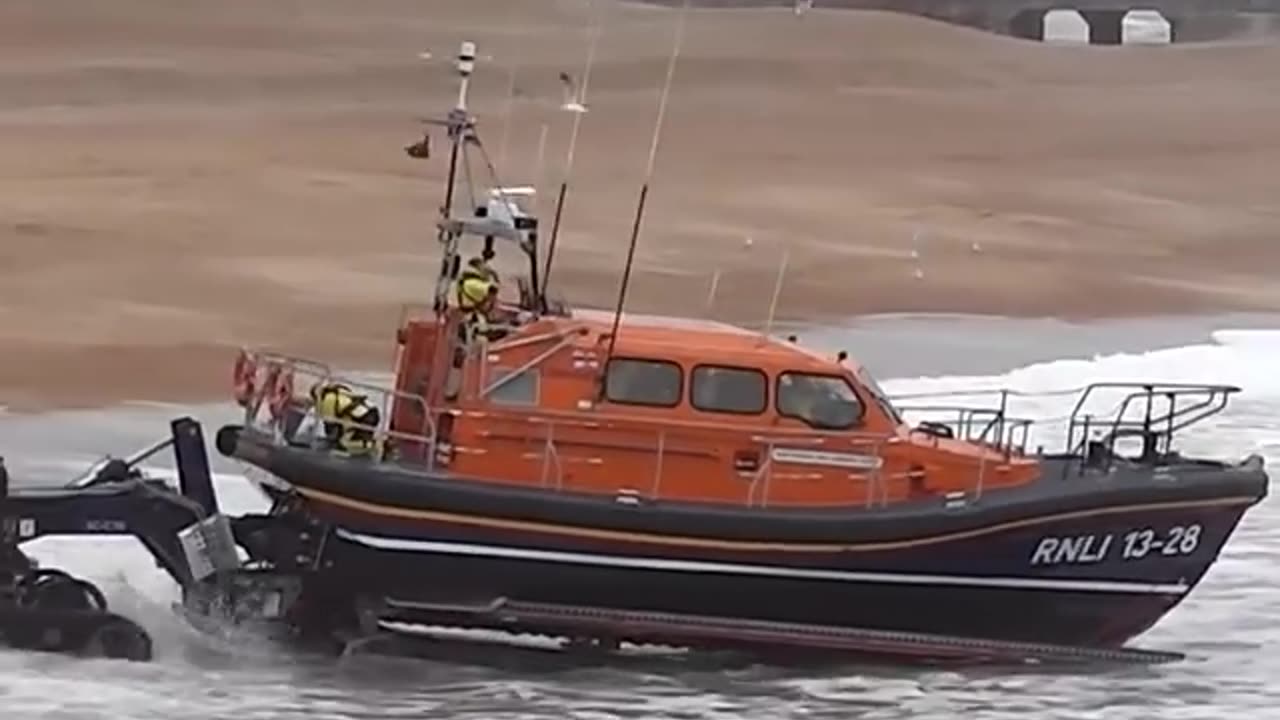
[236, 350, 438, 467]
[228, 351, 1034, 508]
[1064, 382, 1240, 472]
[888, 381, 1241, 466]
[892, 402, 1033, 458]
[233, 351, 1240, 509]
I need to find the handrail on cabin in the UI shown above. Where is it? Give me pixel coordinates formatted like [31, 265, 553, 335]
[235, 351, 1020, 507]
[235, 349, 1245, 509]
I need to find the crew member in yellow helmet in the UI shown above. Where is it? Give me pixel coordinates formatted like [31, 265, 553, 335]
[455, 255, 507, 343]
[309, 382, 380, 455]
[456, 256, 499, 303]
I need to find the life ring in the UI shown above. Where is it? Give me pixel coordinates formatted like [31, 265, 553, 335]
[268, 367, 295, 422]
[232, 350, 257, 408]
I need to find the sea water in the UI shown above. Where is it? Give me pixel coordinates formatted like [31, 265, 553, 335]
[1, 314, 1278, 719]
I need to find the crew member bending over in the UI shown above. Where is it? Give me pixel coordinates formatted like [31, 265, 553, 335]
[309, 382, 380, 456]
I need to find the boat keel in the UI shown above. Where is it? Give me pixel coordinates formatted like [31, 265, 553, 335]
[367, 595, 1186, 666]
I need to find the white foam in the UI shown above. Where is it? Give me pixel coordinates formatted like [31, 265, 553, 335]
[879, 328, 1280, 461]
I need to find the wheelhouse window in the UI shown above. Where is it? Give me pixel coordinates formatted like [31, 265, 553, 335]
[604, 358, 682, 407]
[488, 366, 538, 407]
[855, 366, 903, 425]
[777, 372, 864, 430]
[691, 365, 767, 414]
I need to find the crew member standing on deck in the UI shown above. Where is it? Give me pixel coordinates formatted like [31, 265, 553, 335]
[309, 382, 380, 456]
[455, 255, 505, 343]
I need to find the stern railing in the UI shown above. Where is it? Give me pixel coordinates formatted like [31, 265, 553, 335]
[236, 350, 439, 467]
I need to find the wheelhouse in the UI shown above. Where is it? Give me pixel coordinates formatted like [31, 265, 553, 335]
[382, 304, 1038, 507]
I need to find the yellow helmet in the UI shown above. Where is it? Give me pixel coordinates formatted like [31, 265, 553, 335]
[459, 275, 492, 304]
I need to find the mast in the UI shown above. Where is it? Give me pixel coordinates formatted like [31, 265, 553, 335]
[600, 0, 692, 378]
[442, 41, 476, 220]
[414, 41, 549, 318]
[416, 41, 478, 315]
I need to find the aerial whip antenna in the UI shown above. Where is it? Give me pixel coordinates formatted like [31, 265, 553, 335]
[532, 122, 551, 221]
[761, 246, 791, 343]
[496, 4, 525, 169]
[600, 0, 691, 376]
[539, 0, 606, 308]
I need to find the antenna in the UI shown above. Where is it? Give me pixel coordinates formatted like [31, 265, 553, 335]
[601, 0, 691, 373]
[496, 4, 525, 169]
[540, 0, 607, 307]
[761, 246, 790, 342]
[705, 268, 722, 315]
[533, 123, 550, 192]
[496, 63, 519, 170]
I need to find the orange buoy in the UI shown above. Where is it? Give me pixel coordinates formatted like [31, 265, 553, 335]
[268, 366, 295, 422]
[232, 350, 257, 408]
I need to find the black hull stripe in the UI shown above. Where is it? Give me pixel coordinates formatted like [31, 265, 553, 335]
[334, 528, 1191, 595]
[297, 485, 1254, 553]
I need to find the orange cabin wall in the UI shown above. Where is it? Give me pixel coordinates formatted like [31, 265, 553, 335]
[441, 415, 1035, 506]
[384, 318, 1040, 506]
[389, 320, 444, 441]
[445, 410, 908, 506]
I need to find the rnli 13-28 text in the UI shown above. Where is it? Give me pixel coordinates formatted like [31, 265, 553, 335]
[1030, 524, 1203, 566]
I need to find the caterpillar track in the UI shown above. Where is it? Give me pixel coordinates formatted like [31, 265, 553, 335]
[377, 596, 1185, 666]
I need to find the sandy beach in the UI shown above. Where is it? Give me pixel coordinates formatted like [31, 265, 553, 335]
[2, 0, 1280, 412]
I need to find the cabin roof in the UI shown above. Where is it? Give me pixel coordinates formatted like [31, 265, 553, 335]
[570, 309, 755, 336]
[555, 309, 851, 372]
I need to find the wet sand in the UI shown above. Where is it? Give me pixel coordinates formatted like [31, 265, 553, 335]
[3, 0, 1280, 412]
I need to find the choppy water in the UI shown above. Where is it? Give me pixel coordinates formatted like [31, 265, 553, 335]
[2, 314, 1279, 719]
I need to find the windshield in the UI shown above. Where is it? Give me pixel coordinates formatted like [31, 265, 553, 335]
[856, 366, 904, 425]
[777, 372, 864, 430]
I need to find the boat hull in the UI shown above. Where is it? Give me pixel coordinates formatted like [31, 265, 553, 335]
[219, 426, 1268, 649]
[315, 498, 1249, 647]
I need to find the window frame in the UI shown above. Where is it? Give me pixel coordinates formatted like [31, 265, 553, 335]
[689, 363, 769, 415]
[602, 356, 684, 409]
[774, 371, 867, 430]
[486, 365, 541, 407]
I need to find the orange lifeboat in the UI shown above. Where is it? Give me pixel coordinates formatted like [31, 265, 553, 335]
[213, 40, 1268, 657]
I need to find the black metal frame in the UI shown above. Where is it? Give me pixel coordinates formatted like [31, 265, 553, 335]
[897, 397, 1035, 458]
[0, 417, 222, 661]
[1065, 382, 1240, 472]
[895, 382, 1241, 468]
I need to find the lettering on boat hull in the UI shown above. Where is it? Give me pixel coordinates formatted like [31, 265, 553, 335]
[1029, 524, 1204, 566]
